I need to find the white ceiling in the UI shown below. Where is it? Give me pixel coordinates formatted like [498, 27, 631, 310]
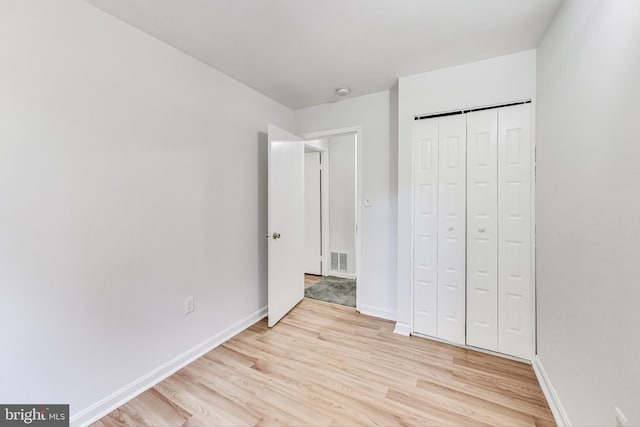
[85, 0, 562, 109]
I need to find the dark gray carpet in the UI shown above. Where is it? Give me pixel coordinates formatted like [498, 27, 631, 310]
[304, 276, 356, 307]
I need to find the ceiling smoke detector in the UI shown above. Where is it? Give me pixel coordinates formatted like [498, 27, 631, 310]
[335, 87, 351, 97]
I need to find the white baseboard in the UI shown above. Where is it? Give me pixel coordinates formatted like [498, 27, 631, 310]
[358, 304, 396, 321]
[71, 306, 268, 427]
[393, 321, 411, 336]
[532, 355, 571, 427]
[328, 271, 356, 280]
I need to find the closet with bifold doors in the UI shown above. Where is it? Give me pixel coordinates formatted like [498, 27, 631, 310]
[412, 102, 534, 360]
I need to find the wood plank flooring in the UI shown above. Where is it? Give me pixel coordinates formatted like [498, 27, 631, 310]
[94, 298, 554, 427]
[304, 274, 323, 289]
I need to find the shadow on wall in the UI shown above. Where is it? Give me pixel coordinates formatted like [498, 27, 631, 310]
[388, 82, 399, 270]
[257, 131, 268, 307]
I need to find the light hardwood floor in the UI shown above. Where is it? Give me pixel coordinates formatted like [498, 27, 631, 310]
[304, 273, 323, 289]
[94, 298, 555, 427]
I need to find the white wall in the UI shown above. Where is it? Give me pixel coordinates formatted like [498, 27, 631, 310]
[294, 90, 398, 320]
[396, 50, 536, 333]
[328, 134, 356, 275]
[536, 1, 640, 425]
[0, 0, 293, 422]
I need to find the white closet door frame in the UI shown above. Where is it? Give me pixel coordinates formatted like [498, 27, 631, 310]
[436, 114, 467, 345]
[466, 109, 499, 351]
[498, 103, 533, 359]
[530, 102, 537, 358]
[412, 118, 439, 337]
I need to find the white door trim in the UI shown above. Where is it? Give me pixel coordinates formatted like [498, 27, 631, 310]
[303, 150, 322, 275]
[304, 143, 329, 276]
[301, 126, 362, 313]
[530, 100, 537, 357]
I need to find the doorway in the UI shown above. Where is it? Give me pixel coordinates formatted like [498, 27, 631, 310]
[266, 124, 362, 327]
[303, 131, 358, 308]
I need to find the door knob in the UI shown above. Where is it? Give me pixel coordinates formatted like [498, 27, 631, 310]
[479, 227, 486, 233]
[272, 232, 281, 239]
[448, 226, 454, 232]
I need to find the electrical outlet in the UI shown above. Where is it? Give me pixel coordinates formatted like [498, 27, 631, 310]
[184, 296, 194, 315]
[615, 406, 628, 427]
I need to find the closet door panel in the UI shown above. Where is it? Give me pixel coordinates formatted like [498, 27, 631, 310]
[498, 104, 532, 359]
[412, 119, 439, 336]
[437, 115, 466, 345]
[466, 109, 498, 351]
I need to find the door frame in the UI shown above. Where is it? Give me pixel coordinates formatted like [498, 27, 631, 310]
[301, 126, 362, 313]
[303, 142, 329, 276]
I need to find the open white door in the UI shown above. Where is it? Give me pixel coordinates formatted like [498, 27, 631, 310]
[267, 124, 305, 327]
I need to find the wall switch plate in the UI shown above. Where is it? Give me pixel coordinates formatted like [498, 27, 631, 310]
[615, 406, 628, 427]
[184, 296, 194, 314]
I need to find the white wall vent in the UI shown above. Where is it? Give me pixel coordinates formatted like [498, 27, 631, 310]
[331, 252, 348, 272]
[339, 253, 348, 272]
[331, 252, 339, 271]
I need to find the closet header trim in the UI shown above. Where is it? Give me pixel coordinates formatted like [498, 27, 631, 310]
[414, 100, 532, 121]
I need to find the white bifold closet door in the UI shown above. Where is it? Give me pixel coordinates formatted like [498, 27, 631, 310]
[412, 118, 439, 337]
[466, 104, 532, 359]
[466, 109, 499, 352]
[412, 115, 466, 345]
[498, 104, 532, 359]
[413, 104, 532, 358]
[436, 115, 467, 345]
